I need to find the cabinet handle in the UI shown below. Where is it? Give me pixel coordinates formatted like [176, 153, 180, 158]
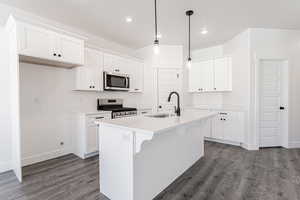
[58, 54, 62, 57]
[53, 53, 57, 56]
[220, 112, 227, 115]
[214, 88, 216, 90]
[115, 69, 120, 72]
[135, 89, 139, 91]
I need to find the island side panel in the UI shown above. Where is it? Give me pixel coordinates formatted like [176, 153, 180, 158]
[99, 125, 134, 200]
[133, 120, 209, 200]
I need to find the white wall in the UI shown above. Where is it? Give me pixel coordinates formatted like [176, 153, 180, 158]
[223, 30, 251, 109]
[0, 27, 12, 172]
[249, 29, 300, 148]
[19, 63, 144, 166]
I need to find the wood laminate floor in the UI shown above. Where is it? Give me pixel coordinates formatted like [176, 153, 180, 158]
[0, 142, 300, 200]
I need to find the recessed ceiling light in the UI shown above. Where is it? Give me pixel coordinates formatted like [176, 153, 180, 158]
[157, 33, 162, 38]
[201, 28, 208, 35]
[125, 17, 133, 23]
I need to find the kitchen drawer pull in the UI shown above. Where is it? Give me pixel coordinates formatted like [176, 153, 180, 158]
[96, 117, 105, 119]
[219, 112, 227, 115]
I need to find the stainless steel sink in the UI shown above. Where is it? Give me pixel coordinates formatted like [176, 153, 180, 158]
[145, 113, 175, 118]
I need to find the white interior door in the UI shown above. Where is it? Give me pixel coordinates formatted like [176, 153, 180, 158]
[259, 60, 285, 147]
[157, 69, 182, 112]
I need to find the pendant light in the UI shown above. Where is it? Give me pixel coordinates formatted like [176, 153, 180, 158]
[153, 0, 160, 54]
[186, 10, 194, 68]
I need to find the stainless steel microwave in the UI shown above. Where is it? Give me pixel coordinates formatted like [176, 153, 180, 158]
[103, 71, 130, 91]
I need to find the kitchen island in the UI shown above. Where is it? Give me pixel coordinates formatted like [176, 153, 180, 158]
[97, 110, 217, 200]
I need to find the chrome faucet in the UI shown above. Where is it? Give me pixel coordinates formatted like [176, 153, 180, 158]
[167, 91, 181, 116]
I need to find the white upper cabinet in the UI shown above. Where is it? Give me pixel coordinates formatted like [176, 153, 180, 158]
[74, 48, 103, 91]
[17, 22, 84, 68]
[189, 60, 214, 92]
[199, 60, 214, 92]
[188, 62, 202, 92]
[189, 57, 232, 93]
[129, 61, 144, 92]
[214, 57, 232, 91]
[103, 54, 129, 74]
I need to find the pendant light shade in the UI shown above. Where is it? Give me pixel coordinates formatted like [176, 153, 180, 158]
[186, 10, 194, 68]
[153, 0, 160, 54]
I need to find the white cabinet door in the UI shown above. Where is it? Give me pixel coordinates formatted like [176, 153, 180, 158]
[189, 60, 214, 92]
[18, 24, 53, 60]
[211, 115, 224, 140]
[74, 48, 103, 91]
[223, 112, 244, 143]
[103, 53, 114, 72]
[86, 48, 103, 91]
[214, 57, 232, 91]
[103, 54, 127, 74]
[57, 34, 84, 65]
[130, 61, 144, 92]
[86, 125, 99, 154]
[189, 62, 202, 92]
[200, 60, 214, 92]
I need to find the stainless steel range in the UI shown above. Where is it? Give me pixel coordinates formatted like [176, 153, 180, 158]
[97, 98, 137, 119]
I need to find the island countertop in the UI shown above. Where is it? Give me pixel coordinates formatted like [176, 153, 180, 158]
[97, 110, 217, 133]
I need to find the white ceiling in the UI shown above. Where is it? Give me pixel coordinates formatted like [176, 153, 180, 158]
[1, 0, 300, 49]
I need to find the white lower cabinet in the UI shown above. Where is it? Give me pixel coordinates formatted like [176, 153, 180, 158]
[75, 113, 111, 159]
[86, 124, 99, 155]
[211, 111, 245, 144]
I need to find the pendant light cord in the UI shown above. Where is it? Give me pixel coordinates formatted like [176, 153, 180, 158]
[154, 0, 158, 41]
[188, 14, 191, 59]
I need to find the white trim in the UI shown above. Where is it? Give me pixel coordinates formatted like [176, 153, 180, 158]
[22, 148, 72, 167]
[288, 141, 300, 149]
[0, 161, 12, 173]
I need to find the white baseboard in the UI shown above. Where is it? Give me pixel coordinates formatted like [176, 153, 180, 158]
[205, 137, 244, 148]
[0, 161, 12, 173]
[288, 141, 300, 149]
[22, 147, 72, 166]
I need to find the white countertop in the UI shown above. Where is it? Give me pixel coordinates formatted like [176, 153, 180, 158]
[97, 110, 217, 133]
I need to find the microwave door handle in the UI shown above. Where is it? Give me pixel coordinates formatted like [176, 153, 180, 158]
[126, 77, 130, 88]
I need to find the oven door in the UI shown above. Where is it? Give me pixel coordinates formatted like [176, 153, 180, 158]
[104, 72, 130, 91]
